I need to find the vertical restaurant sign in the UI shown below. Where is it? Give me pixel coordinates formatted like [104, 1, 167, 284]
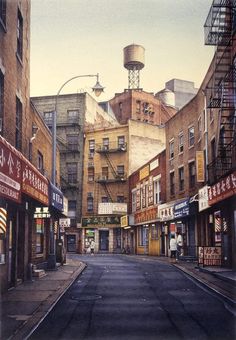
[208, 171, 236, 205]
[0, 136, 22, 203]
[196, 151, 205, 182]
[22, 158, 49, 206]
[198, 186, 209, 212]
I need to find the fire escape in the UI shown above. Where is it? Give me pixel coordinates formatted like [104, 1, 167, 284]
[205, 0, 236, 184]
[95, 142, 127, 202]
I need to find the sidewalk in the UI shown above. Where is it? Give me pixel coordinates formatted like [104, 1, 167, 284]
[0, 258, 86, 340]
[1, 255, 236, 340]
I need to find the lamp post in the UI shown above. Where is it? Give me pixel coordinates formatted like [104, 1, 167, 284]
[48, 74, 104, 269]
[52, 73, 104, 185]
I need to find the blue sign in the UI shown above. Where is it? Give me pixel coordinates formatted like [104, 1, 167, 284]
[174, 199, 189, 218]
[49, 182, 63, 212]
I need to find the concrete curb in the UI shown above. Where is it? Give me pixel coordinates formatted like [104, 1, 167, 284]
[9, 262, 87, 340]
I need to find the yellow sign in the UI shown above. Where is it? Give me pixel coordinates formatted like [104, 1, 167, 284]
[121, 215, 128, 227]
[139, 165, 149, 181]
[196, 151, 205, 182]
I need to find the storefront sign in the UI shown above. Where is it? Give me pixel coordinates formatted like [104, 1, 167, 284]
[34, 207, 50, 218]
[134, 207, 157, 224]
[59, 218, 70, 228]
[139, 165, 149, 181]
[49, 182, 63, 212]
[82, 216, 120, 227]
[198, 186, 209, 212]
[121, 215, 128, 227]
[196, 151, 205, 182]
[158, 203, 174, 221]
[198, 246, 222, 266]
[98, 202, 127, 215]
[174, 199, 189, 218]
[22, 159, 49, 206]
[0, 136, 22, 203]
[150, 158, 159, 171]
[208, 171, 236, 205]
[62, 196, 68, 216]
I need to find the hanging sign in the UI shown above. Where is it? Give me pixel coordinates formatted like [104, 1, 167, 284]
[208, 171, 236, 205]
[0, 136, 22, 203]
[196, 151, 205, 182]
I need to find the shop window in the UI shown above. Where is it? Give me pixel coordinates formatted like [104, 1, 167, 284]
[138, 226, 146, 246]
[35, 218, 44, 254]
[179, 167, 184, 191]
[151, 224, 158, 240]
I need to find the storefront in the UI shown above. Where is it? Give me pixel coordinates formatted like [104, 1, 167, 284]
[81, 216, 121, 254]
[121, 215, 136, 254]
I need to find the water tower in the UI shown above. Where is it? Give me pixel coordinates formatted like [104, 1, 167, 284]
[123, 44, 145, 89]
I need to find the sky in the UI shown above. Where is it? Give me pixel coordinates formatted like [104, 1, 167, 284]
[30, 0, 214, 101]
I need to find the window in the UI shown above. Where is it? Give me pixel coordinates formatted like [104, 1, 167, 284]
[0, 0, 6, 28]
[117, 195, 124, 203]
[179, 133, 183, 153]
[89, 139, 95, 156]
[169, 140, 174, 159]
[15, 97, 22, 150]
[189, 162, 195, 189]
[67, 135, 79, 151]
[138, 226, 147, 246]
[102, 196, 108, 203]
[117, 165, 124, 176]
[136, 100, 141, 113]
[153, 179, 161, 204]
[0, 71, 3, 134]
[118, 136, 125, 149]
[44, 111, 53, 126]
[101, 167, 108, 180]
[88, 168, 94, 182]
[87, 196, 94, 212]
[35, 218, 44, 254]
[103, 138, 109, 150]
[179, 167, 184, 191]
[67, 163, 77, 183]
[198, 116, 202, 140]
[37, 151, 44, 173]
[67, 110, 79, 123]
[17, 9, 23, 60]
[211, 138, 216, 162]
[68, 200, 77, 210]
[132, 189, 137, 212]
[188, 126, 195, 147]
[143, 102, 149, 114]
[170, 172, 175, 196]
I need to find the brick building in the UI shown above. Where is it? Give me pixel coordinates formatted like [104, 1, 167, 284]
[0, 0, 62, 292]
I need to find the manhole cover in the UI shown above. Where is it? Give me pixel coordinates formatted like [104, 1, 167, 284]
[70, 294, 102, 301]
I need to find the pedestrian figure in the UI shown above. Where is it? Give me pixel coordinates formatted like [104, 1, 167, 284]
[176, 232, 183, 259]
[90, 239, 95, 255]
[169, 234, 177, 263]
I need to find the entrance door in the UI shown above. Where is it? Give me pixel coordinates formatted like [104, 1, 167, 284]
[99, 230, 109, 251]
[67, 235, 76, 252]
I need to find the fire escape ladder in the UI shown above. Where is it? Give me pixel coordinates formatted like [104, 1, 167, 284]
[104, 152, 118, 179]
[102, 183, 113, 202]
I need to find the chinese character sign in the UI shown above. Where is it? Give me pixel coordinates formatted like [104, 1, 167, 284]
[208, 171, 236, 205]
[198, 246, 221, 266]
[0, 136, 22, 203]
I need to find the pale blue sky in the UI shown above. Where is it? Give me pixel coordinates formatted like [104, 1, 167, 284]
[30, 0, 214, 101]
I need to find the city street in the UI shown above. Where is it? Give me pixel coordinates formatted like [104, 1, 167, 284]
[29, 255, 235, 340]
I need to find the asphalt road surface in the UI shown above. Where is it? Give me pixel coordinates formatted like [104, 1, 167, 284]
[29, 255, 236, 340]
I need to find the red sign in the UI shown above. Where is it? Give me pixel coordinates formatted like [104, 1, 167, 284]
[22, 158, 49, 206]
[134, 207, 157, 224]
[198, 246, 221, 266]
[0, 136, 22, 203]
[208, 171, 236, 205]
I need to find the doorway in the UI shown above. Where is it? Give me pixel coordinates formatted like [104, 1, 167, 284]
[99, 230, 109, 251]
[67, 235, 76, 252]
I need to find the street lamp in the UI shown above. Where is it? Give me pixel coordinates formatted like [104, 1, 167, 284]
[52, 73, 104, 185]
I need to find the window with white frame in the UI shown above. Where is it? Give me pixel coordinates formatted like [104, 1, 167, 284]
[169, 140, 174, 159]
[153, 178, 161, 204]
[188, 126, 195, 147]
[179, 132, 183, 153]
